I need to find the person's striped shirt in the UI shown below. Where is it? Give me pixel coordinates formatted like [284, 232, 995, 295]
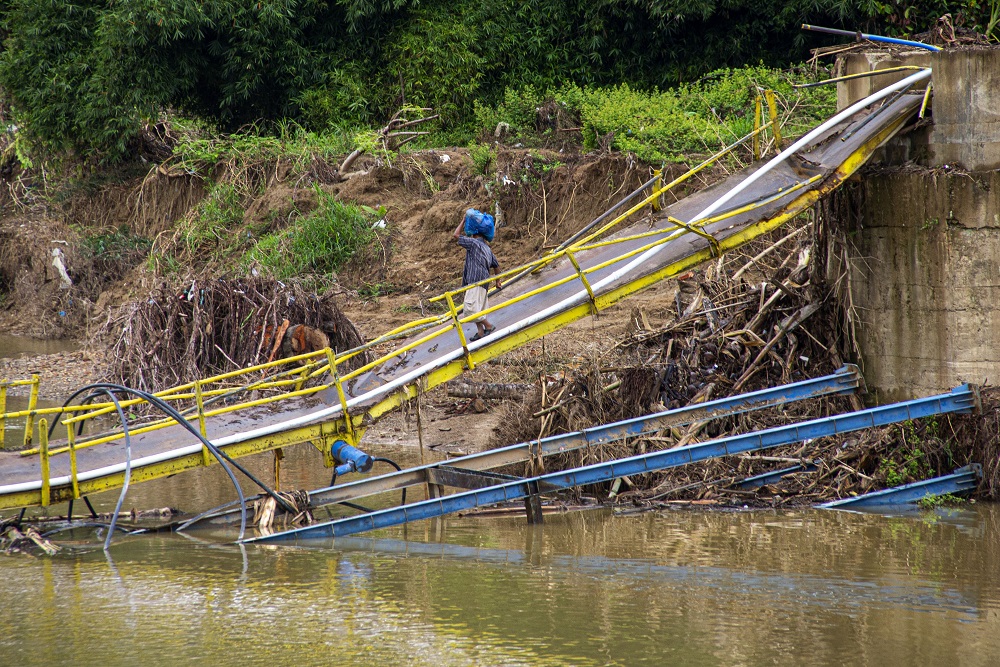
[457, 236, 499, 286]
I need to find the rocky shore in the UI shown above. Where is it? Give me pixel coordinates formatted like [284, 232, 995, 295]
[0, 350, 103, 401]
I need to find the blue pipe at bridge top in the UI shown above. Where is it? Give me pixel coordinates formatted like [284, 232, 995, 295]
[243, 384, 978, 544]
[801, 24, 943, 52]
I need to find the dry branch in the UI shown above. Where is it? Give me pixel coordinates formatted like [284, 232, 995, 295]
[96, 277, 367, 392]
[338, 107, 440, 177]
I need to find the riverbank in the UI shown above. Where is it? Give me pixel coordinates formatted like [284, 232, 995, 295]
[0, 349, 102, 401]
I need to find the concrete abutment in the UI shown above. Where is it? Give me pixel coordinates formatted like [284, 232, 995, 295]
[833, 47, 1000, 401]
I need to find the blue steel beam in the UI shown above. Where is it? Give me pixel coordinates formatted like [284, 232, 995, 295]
[243, 384, 977, 543]
[818, 464, 982, 509]
[303, 365, 862, 507]
[185, 365, 862, 529]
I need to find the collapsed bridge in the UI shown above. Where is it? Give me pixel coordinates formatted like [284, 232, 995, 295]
[0, 70, 934, 525]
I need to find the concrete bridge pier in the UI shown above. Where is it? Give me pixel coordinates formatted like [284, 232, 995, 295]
[832, 48, 1000, 401]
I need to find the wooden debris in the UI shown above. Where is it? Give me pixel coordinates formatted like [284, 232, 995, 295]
[447, 381, 533, 401]
[99, 277, 367, 392]
[489, 216, 1000, 506]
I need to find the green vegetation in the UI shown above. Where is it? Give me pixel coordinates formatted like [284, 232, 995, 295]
[179, 183, 244, 257]
[170, 121, 354, 181]
[878, 418, 950, 487]
[474, 68, 837, 162]
[81, 227, 153, 261]
[917, 492, 966, 509]
[2, 1, 994, 162]
[468, 142, 497, 176]
[880, 448, 931, 487]
[242, 188, 382, 280]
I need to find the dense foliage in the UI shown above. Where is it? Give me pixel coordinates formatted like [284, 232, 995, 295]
[473, 66, 837, 162]
[0, 0, 994, 160]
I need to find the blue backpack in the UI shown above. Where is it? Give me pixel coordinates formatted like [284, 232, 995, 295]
[463, 208, 495, 242]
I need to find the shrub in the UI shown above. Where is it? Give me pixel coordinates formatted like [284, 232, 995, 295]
[179, 182, 244, 256]
[243, 188, 379, 279]
[296, 63, 381, 130]
[388, 8, 484, 128]
[468, 142, 497, 175]
[576, 84, 718, 162]
[473, 65, 838, 161]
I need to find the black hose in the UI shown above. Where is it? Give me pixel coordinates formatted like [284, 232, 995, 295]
[93, 387, 132, 550]
[67, 383, 250, 541]
[373, 457, 407, 506]
[81, 384, 296, 516]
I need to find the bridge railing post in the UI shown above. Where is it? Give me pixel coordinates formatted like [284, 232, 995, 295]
[651, 168, 662, 212]
[765, 89, 781, 150]
[38, 418, 50, 507]
[0, 381, 6, 450]
[23, 374, 38, 448]
[67, 422, 80, 500]
[565, 250, 597, 314]
[444, 291, 476, 370]
[324, 348, 356, 442]
[753, 95, 762, 160]
[194, 380, 210, 466]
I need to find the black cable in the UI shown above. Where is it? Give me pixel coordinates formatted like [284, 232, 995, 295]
[94, 387, 132, 550]
[373, 457, 407, 506]
[338, 500, 374, 513]
[93, 384, 297, 517]
[67, 383, 249, 541]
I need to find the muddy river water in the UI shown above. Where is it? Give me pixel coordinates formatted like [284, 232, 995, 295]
[3, 444, 1000, 666]
[2, 340, 1000, 665]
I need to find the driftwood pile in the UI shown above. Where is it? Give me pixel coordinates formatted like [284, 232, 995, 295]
[96, 277, 366, 392]
[493, 217, 1000, 505]
[0, 522, 60, 556]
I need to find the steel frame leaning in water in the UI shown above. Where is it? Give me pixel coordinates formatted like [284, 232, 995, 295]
[242, 383, 978, 544]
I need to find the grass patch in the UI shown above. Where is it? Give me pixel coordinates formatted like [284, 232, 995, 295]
[80, 225, 153, 281]
[168, 118, 356, 196]
[178, 182, 244, 256]
[242, 187, 382, 280]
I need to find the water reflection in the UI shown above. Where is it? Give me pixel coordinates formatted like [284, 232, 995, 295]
[0, 334, 77, 359]
[3, 503, 1000, 666]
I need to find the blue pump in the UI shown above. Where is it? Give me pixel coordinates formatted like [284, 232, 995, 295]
[331, 440, 374, 477]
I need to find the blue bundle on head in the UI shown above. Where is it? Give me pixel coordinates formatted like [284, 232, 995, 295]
[463, 208, 495, 242]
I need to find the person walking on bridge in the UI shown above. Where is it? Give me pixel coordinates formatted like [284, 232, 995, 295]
[452, 210, 502, 341]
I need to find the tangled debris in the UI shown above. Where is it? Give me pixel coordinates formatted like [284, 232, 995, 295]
[1, 522, 60, 556]
[493, 216, 1000, 506]
[96, 277, 366, 391]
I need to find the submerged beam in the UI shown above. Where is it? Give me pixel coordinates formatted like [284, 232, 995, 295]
[243, 384, 978, 543]
[818, 464, 982, 509]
